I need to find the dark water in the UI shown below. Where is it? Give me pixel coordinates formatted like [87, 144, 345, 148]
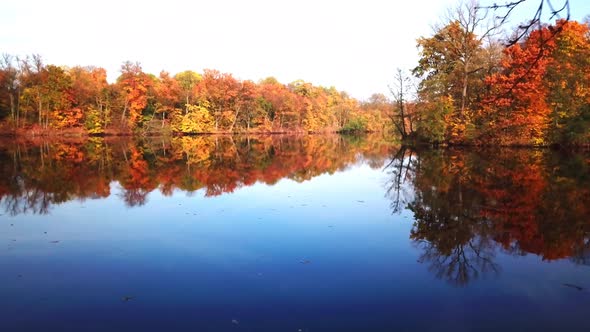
[0, 135, 589, 331]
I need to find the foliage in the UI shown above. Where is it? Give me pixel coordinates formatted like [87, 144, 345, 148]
[340, 116, 367, 133]
[409, 11, 590, 147]
[480, 28, 555, 145]
[116, 61, 151, 129]
[173, 104, 215, 133]
[0, 58, 391, 135]
[545, 20, 590, 145]
[3, 16, 590, 145]
[416, 96, 453, 143]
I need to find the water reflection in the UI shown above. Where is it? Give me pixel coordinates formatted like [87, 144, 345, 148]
[386, 147, 590, 286]
[0, 135, 392, 213]
[1, 135, 589, 288]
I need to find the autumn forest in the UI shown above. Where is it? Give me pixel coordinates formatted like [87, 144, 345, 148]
[0, 58, 390, 136]
[1, 4, 589, 147]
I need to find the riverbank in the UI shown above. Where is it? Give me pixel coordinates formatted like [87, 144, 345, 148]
[397, 135, 590, 150]
[0, 124, 377, 138]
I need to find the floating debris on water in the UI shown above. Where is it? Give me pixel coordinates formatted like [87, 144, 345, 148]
[122, 296, 134, 302]
[300, 259, 311, 264]
[50, 241, 60, 244]
[563, 283, 584, 291]
[357, 200, 365, 203]
[231, 319, 239, 325]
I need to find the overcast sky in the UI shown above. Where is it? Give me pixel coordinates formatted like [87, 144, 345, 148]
[2, 0, 589, 99]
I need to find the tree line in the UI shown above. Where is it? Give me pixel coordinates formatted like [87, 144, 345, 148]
[0, 57, 393, 135]
[2, 1, 587, 147]
[392, 1, 590, 147]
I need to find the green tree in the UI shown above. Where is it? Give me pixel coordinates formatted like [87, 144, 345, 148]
[174, 70, 201, 114]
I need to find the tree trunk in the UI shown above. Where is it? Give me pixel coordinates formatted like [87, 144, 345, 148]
[121, 99, 128, 126]
[461, 65, 468, 119]
[9, 93, 15, 125]
[399, 101, 407, 138]
[37, 91, 42, 126]
[229, 107, 240, 132]
[16, 89, 21, 128]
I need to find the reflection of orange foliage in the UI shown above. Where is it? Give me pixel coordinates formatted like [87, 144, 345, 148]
[411, 148, 590, 262]
[0, 135, 392, 211]
[474, 152, 589, 260]
[118, 146, 157, 206]
[479, 162, 545, 253]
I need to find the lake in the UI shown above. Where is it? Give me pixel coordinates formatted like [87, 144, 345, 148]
[0, 134, 589, 331]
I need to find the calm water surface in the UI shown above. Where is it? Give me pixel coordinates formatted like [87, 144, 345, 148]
[0, 135, 589, 331]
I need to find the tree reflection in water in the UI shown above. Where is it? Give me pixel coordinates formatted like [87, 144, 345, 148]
[0, 134, 393, 213]
[2, 136, 589, 286]
[385, 146, 590, 286]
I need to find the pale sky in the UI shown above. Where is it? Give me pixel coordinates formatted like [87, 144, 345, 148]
[2, 0, 589, 99]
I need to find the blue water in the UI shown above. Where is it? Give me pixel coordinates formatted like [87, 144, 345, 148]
[0, 137, 589, 331]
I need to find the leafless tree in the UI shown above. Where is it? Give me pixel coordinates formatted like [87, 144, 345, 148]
[388, 69, 414, 139]
[451, 1, 500, 116]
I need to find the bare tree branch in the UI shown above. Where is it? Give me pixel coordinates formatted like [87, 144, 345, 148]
[477, 0, 570, 45]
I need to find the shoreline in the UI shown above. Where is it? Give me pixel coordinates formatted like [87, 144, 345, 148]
[0, 127, 375, 138]
[1, 129, 589, 150]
